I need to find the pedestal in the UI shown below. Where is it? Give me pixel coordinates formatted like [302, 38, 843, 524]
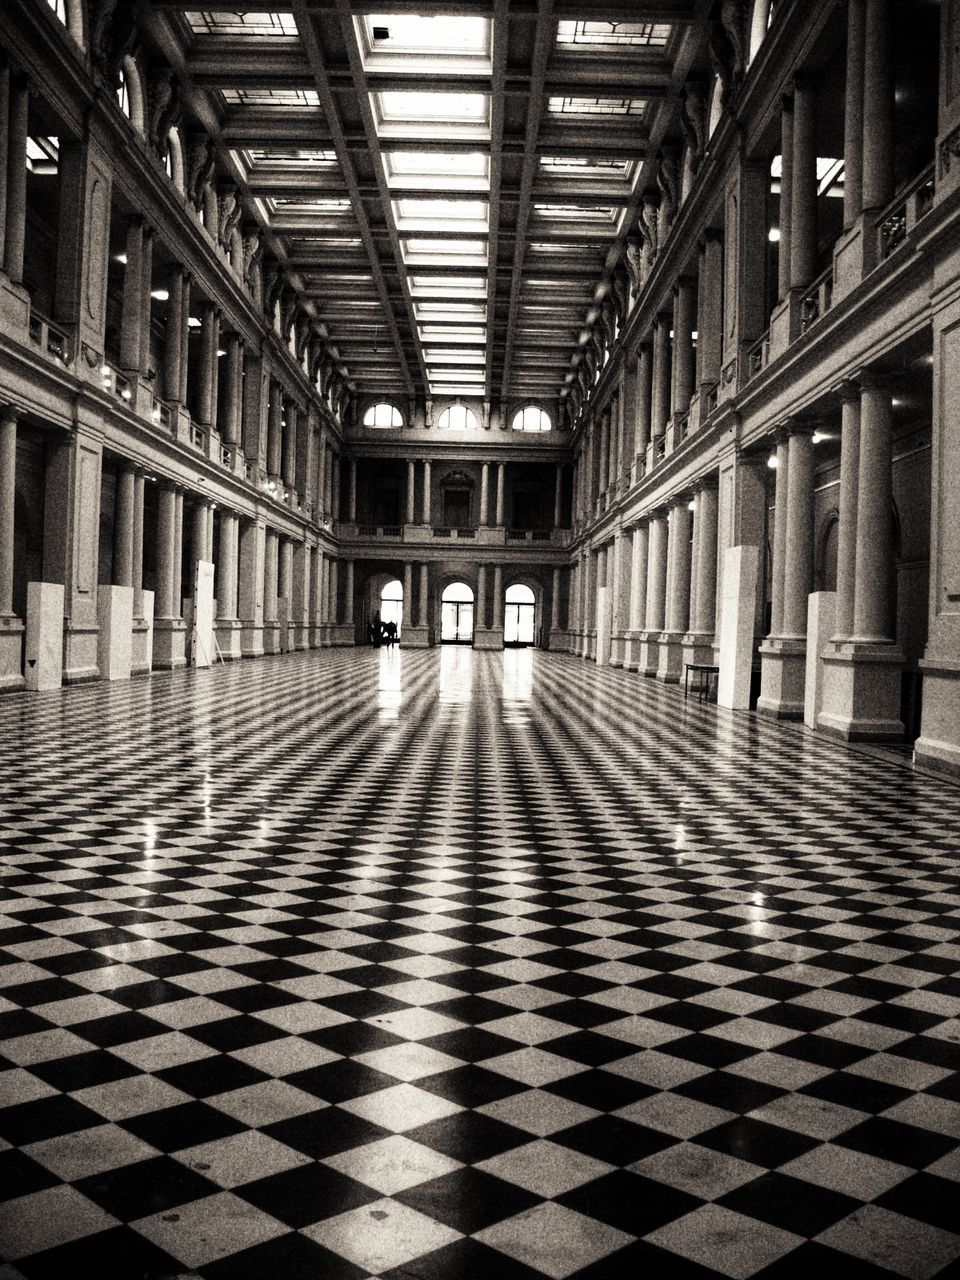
[473, 627, 502, 651]
[277, 596, 290, 654]
[216, 617, 243, 660]
[133, 591, 154, 675]
[25, 583, 64, 691]
[153, 618, 187, 670]
[767, 293, 800, 363]
[638, 632, 659, 677]
[622, 630, 641, 671]
[329, 623, 357, 646]
[263, 620, 281, 655]
[97, 585, 134, 681]
[656, 633, 683, 683]
[758, 636, 807, 719]
[803, 592, 836, 730]
[241, 620, 264, 658]
[817, 640, 905, 741]
[831, 216, 877, 305]
[717, 546, 759, 711]
[915, 659, 960, 776]
[0, 277, 30, 330]
[681, 634, 715, 672]
[0, 613, 25, 691]
[595, 587, 609, 667]
[609, 634, 624, 668]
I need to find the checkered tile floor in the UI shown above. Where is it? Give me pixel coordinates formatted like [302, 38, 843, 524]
[2, 647, 960, 1279]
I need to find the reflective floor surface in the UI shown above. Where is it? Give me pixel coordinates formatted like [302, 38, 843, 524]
[1, 648, 960, 1278]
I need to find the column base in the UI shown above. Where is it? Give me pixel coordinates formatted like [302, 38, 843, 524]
[152, 618, 186, 671]
[329, 624, 357, 646]
[291, 624, 311, 652]
[656, 632, 684, 683]
[473, 627, 502, 651]
[609, 633, 625, 668]
[215, 618, 244, 660]
[0, 614, 25, 691]
[622, 630, 641, 671]
[816, 640, 905, 742]
[914, 656, 960, 778]
[131, 595, 154, 675]
[681, 634, 716, 671]
[263, 621, 281, 655]
[758, 636, 807, 719]
[240, 622, 264, 658]
[638, 632, 660, 677]
[63, 622, 100, 684]
[0, 276, 30, 331]
[767, 292, 801, 363]
[831, 215, 878, 305]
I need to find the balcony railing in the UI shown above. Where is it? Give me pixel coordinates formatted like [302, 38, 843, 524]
[28, 309, 71, 365]
[99, 361, 133, 404]
[800, 265, 833, 333]
[150, 396, 172, 431]
[877, 163, 936, 263]
[357, 524, 401, 538]
[748, 330, 770, 380]
[189, 422, 205, 450]
[705, 382, 719, 415]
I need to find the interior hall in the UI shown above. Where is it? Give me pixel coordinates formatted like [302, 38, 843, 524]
[1, 1, 960, 1278]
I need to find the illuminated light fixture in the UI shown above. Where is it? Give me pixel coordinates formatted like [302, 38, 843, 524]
[100, 364, 110, 376]
[217, 348, 227, 357]
[812, 431, 832, 444]
[121, 388, 132, 400]
[188, 317, 201, 328]
[688, 499, 696, 511]
[115, 253, 127, 264]
[767, 454, 778, 468]
[151, 288, 169, 301]
[768, 227, 781, 242]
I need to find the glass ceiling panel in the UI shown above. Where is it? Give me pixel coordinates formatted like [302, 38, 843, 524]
[410, 277, 487, 298]
[244, 147, 337, 167]
[186, 11, 299, 36]
[555, 20, 671, 48]
[361, 14, 489, 56]
[539, 155, 635, 180]
[221, 88, 320, 108]
[415, 302, 486, 318]
[533, 203, 618, 222]
[387, 151, 488, 177]
[394, 198, 488, 233]
[378, 91, 487, 122]
[424, 350, 486, 363]
[547, 96, 646, 116]
[403, 240, 488, 267]
[419, 325, 485, 342]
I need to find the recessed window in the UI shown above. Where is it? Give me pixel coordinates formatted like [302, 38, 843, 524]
[185, 11, 299, 36]
[547, 96, 646, 117]
[116, 67, 131, 119]
[363, 14, 488, 54]
[437, 404, 479, 430]
[539, 155, 635, 180]
[512, 405, 552, 432]
[363, 402, 403, 428]
[26, 137, 59, 174]
[221, 88, 320, 108]
[47, 0, 67, 25]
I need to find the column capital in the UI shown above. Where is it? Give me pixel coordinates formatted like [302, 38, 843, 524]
[835, 378, 861, 404]
[0, 405, 19, 428]
[858, 368, 896, 393]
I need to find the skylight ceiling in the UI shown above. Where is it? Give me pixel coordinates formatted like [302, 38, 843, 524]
[174, 0, 702, 405]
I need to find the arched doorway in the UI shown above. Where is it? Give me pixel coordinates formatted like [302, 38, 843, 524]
[380, 578, 403, 638]
[441, 580, 474, 644]
[504, 583, 536, 647]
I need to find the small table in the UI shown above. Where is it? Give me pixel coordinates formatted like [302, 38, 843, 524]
[684, 663, 720, 703]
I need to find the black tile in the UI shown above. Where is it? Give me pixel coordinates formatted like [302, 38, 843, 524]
[264, 1106, 389, 1159]
[555, 1115, 677, 1165]
[834, 1116, 957, 1169]
[120, 1101, 245, 1152]
[203, 1232, 369, 1280]
[76, 1154, 220, 1219]
[396, 1165, 540, 1232]
[236, 1161, 378, 1227]
[697, 1117, 819, 1168]
[718, 1171, 859, 1234]
[405, 1110, 530, 1163]
[559, 1169, 699, 1234]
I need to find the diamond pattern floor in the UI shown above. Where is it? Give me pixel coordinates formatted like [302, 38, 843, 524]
[2, 647, 960, 1279]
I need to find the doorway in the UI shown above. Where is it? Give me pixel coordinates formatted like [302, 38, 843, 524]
[504, 583, 535, 646]
[440, 580, 475, 644]
[380, 578, 403, 638]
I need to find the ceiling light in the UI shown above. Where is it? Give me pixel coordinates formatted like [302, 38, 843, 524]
[151, 288, 169, 301]
[767, 455, 778, 468]
[768, 227, 781, 242]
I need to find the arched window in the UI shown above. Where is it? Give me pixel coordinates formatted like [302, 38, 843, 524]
[437, 403, 478, 430]
[363, 402, 403, 428]
[47, 0, 67, 24]
[511, 405, 552, 433]
[441, 581, 474, 644]
[380, 578, 403, 636]
[504, 583, 536, 646]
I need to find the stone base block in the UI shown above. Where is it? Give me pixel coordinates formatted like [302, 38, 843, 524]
[132, 591, 154, 676]
[98, 586, 134, 682]
[153, 618, 187, 671]
[291, 624, 311, 652]
[609, 633, 624, 668]
[622, 630, 641, 671]
[832, 217, 877, 305]
[914, 658, 960, 777]
[215, 618, 244, 660]
[263, 621, 281, 655]
[0, 613, 24, 691]
[656, 633, 683, 683]
[329, 624, 357, 646]
[758, 637, 807, 719]
[240, 622, 264, 658]
[63, 622, 100, 684]
[0, 277, 30, 330]
[638, 634, 659, 677]
[681, 634, 715, 675]
[472, 627, 502, 651]
[817, 641, 905, 741]
[25, 582, 64, 691]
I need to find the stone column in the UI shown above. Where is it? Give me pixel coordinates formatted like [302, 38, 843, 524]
[311, 546, 324, 645]
[0, 65, 9, 270]
[852, 375, 894, 641]
[480, 462, 489, 525]
[554, 462, 563, 527]
[635, 343, 652, 459]
[477, 564, 487, 631]
[278, 537, 293, 605]
[282, 400, 297, 491]
[651, 317, 671, 441]
[693, 483, 719, 636]
[114, 467, 135, 587]
[862, 0, 894, 211]
[671, 279, 696, 418]
[833, 382, 861, 638]
[0, 408, 17, 618]
[316, 430, 327, 515]
[406, 459, 415, 524]
[639, 513, 668, 676]
[332, 452, 341, 521]
[843, 0, 866, 228]
[493, 565, 503, 630]
[4, 75, 28, 284]
[138, 229, 153, 377]
[267, 381, 282, 481]
[418, 563, 428, 628]
[221, 334, 242, 447]
[782, 429, 814, 639]
[120, 219, 144, 372]
[422, 460, 431, 524]
[196, 304, 220, 430]
[218, 512, 239, 619]
[769, 434, 790, 638]
[348, 458, 357, 522]
[658, 500, 690, 682]
[173, 490, 184, 612]
[344, 559, 354, 626]
[403, 562, 413, 619]
[598, 411, 610, 496]
[263, 527, 279, 646]
[132, 471, 144, 617]
[624, 522, 648, 671]
[155, 486, 177, 619]
[778, 95, 794, 300]
[163, 269, 186, 403]
[790, 79, 817, 292]
[699, 232, 724, 390]
[551, 566, 561, 635]
[178, 276, 191, 406]
[495, 463, 505, 526]
[328, 558, 339, 626]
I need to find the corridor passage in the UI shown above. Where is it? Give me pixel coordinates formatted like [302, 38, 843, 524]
[1, 650, 960, 1279]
